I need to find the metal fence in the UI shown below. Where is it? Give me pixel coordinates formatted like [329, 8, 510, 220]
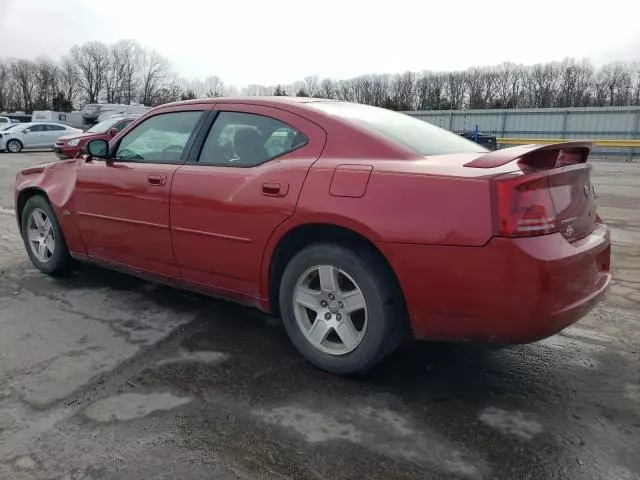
[405, 106, 640, 159]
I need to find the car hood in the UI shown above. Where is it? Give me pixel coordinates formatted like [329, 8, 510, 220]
[57, 131, 100, 142]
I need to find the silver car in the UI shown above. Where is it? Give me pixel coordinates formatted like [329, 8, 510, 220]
[0, 122, 82, 153]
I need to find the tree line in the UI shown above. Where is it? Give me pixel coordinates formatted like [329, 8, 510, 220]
[1, 39, 639, 114]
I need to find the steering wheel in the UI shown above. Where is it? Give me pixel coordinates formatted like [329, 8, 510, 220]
[116, 149, 143, 160]
[162, 144, 184, 158]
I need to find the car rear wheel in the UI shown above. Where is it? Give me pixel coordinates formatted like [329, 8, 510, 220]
[279, 243, 405, 374]
[20, 195, 71, 275]
[6, 139, 23, 153]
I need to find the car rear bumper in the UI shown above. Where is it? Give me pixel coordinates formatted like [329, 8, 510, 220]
[378, 224, 611, 343]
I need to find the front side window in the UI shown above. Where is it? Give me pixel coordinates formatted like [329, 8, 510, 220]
[26, 125, 46, 132]
[197, 112, 308, 167]
[115, 111, 203, 163]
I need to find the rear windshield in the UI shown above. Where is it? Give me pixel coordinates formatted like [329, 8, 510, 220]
[308, 102, 488, 156]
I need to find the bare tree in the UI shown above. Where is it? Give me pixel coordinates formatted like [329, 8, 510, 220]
[319, 78, 335, 99]
[0, 62, 10, 112]
[204, 75, 225, 97]
[493, 62, 524, 109]
[32, 57, 58, 110]
[138, 49, 170, 106]
[10, 59, 38, 112]
[632, 62, 640, 106]
[302, 75, 319, 97]
[525, 62, 561, 108]
[58, 57, 80, 110]
[445, 71, 466, 110]
[242, 84, 271, 96]
[556, 59, 594, 107]
[71, 42, 110, 104]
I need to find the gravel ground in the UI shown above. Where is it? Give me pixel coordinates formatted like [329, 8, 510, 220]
[0, 151, 638, 480]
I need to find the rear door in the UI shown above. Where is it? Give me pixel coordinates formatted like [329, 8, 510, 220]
[74, 107, 208, 277]
[170, 104, 326, 297]
[43, 124, 67, 146]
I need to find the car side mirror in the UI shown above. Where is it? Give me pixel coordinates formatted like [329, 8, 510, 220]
[86, 139, 109, 160]
[108, 127, 118, 138]
[23, 129, 30, 134]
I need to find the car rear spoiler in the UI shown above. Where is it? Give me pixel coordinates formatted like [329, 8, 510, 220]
[464, 141, 592, 169]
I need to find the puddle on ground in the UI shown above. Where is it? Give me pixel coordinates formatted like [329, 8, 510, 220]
[254, 402, 482, 477]
[479, 407, 544, 440]
[156, 349, 228, 367]
[84, 392, 192, 423]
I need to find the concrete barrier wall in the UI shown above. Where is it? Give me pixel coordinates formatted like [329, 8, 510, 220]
[405, 106, 640, 159]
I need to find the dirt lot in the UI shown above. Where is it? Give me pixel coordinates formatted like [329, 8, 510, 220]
[0, 151, 639, 480]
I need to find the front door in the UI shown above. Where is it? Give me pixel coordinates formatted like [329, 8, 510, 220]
[74, 108, 207, 277]
[23, 124, 47, 148]
[170, 104, 326, 297]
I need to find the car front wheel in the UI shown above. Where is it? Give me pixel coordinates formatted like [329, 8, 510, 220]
[6, 139, 23, 153]
[20, 195, 71, 275]
[279, 243, 405, 374]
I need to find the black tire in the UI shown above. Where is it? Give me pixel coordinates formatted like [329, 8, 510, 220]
[279, 243, 406, 374]
[20, 195, 71, 275]
[6, 139, 23, 153]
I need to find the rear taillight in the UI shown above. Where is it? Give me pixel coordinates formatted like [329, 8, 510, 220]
[493, 175, 558, 237]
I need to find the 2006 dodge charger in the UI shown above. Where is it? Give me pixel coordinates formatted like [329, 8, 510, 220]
[14, 97, 611, 374]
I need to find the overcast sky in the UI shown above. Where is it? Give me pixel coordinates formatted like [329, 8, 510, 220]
[1, 0, 639, 86]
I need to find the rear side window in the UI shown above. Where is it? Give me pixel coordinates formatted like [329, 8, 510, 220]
[114, 120, 132, 132]
[308, 102, 487, 156]
[45, 124, 65, 131]
[197, 112, 308, 167]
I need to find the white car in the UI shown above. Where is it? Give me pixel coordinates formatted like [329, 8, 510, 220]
[0, 122, 82, 153]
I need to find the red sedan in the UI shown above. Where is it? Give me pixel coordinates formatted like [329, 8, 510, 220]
[54, 115, 138, 159]
[14, 98, 611, 374]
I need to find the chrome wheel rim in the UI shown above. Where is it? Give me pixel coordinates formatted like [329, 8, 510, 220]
[26, 208, 55, 263]
[8, 141, 20, 153]
[293, 265, 368, 355]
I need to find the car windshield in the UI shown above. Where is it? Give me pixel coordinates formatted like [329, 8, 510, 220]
[308, 102, 488, 156]
[86, 118, 121, 134]
[0, 123, 20, 131]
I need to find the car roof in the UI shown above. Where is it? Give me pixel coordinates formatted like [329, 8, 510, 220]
[159, 96, 336, 109]
[20, 122, 72, 127]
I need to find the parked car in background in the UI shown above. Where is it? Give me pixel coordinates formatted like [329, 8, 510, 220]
[81, 104, 149, 126]
[0, 113, 32, 123]
[13, 97, 610, 374]
[54, 114, 139, 159]
[0, 116, 20, 124]
[458, 131, 497, 150]
[0, 122, 82, 153]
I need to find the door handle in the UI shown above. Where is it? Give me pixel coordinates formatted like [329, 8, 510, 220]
[148, 174, 167, 186]
[262, 182, 288, 197]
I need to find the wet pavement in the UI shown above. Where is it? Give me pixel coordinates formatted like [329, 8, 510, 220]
[0, 152, 639, 480]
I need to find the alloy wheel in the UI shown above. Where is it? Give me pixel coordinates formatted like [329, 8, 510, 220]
[293, 265, 368, 355]
[26, 208, 56, 263]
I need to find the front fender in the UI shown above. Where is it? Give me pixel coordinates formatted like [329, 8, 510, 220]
[15, 158, 87, 255]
